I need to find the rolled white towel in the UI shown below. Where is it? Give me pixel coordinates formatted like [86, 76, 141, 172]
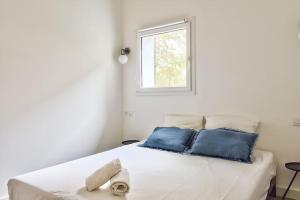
[86, 159, 122, 192]
[110, 168, 130, 196]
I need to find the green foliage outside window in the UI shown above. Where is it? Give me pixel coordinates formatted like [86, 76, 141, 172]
[154, 29, 187, 87]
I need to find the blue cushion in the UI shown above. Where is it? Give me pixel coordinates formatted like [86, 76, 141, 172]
[189, 128, 258, 163]
[141, 127, 196, 152]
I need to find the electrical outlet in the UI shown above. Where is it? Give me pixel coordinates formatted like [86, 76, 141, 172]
[124, 111, 134, 118]
[293, 116, 300, 126]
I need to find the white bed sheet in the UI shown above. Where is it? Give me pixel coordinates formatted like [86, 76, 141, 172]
[8, 144, 276, 200]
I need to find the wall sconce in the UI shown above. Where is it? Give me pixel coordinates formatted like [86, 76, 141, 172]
[118, 48, 130, 65]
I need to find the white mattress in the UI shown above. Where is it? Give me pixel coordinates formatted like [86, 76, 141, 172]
[8, 143, 276, 200]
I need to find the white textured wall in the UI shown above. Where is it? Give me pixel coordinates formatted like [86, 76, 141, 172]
[0, 0, 122, 197]
[121, 0, 300, 194]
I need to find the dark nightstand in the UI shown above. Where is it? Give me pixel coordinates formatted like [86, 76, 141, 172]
[122, 140, 140, 145]
[282, 162, 300, 199]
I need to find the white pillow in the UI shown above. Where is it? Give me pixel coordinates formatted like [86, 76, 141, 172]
[164, 113, 204, 130]
[205, 114, 260, 133]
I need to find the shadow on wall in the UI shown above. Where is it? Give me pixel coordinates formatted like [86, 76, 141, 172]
[0, 65, 122, 197]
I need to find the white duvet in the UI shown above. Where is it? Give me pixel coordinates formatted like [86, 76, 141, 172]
[8, 143, 276, 200]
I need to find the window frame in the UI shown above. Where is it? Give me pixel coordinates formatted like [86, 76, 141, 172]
[136, 19, 195, 96]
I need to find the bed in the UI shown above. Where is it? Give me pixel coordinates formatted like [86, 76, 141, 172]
[8, 142, 276, 200]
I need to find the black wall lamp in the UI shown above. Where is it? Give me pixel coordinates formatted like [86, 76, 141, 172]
[118, 48, 131, 64]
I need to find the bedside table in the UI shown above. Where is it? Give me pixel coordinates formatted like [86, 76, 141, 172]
[282, 162, 300, 199]
[122, 140, 140, 145]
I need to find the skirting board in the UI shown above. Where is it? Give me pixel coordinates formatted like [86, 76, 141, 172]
[277, 186, 300, 199]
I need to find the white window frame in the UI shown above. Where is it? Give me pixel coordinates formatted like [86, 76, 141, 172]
[136, 18, 196, 96]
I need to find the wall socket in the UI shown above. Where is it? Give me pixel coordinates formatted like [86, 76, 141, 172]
[293, 116, 300, 126]
[124, 111, 134, 117]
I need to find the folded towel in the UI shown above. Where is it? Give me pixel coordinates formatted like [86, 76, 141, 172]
[86, 159, 122, 192]
[110, 168, 130, 196]
[52, 191, 83, 200]
[8, 179, 63, 200]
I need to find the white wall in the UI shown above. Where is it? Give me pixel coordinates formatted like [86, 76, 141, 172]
[121, 0, 300, 195]
[0, 0, 122, 197]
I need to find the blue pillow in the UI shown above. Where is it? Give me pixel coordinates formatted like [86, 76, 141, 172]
[189, 128, 258, 163]
[141, 127, 196, 152]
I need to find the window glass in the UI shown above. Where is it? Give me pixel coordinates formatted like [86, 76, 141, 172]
[141, 29, 187, 88]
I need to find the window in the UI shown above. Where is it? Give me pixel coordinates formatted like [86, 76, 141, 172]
[137, 19, 195, 95]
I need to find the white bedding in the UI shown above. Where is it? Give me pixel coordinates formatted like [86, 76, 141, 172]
[8, 143, 276, 200]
